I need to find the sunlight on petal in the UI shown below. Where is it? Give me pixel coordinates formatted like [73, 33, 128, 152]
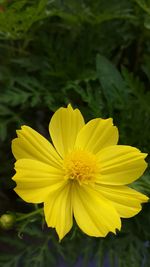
[95, 184, 148, 218]
[72, 183, 121, 237]
[44, 183, 73, 240]
[13, 159, 66, 203]
[75, 118, 118, 153]
[96, 145, 147, 185]
[12, 126, 62, 168]
[49, 104, 85, 158]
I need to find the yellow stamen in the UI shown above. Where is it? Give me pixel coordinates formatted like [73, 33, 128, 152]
[63, 150, 98, 184]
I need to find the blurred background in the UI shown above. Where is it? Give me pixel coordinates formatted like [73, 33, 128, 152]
[0, 0, 150, 266]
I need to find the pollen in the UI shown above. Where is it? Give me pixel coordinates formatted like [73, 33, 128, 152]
[63, 150, 98, 184]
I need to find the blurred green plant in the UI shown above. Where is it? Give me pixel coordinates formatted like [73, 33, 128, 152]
[0, 0, 150, 266]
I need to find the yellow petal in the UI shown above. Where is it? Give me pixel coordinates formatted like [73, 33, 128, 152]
[12, 126, 62, 169]
[75, 118, 118, 153]
[44, 183, 73, 240]
[95, 184, 148, 218]
[49, 104, 85, 158]
[96, 145, 147, 185]
[72, 183, 121, 237]
[13, 159, 66, 203]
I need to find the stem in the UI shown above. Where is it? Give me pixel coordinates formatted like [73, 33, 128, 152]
[16, 208, 43, 222]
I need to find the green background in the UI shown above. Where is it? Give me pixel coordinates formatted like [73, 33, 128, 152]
[0, 0, 150, 266]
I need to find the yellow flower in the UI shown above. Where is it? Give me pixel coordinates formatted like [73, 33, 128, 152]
[12, 104, 148, 240]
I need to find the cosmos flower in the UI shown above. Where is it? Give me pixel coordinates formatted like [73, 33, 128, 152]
[12, 104, 148, 240]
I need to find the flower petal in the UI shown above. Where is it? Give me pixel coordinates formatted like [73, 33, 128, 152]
[49, 104, 85, 158]
[95, 184, 148, 218]
[96, 145, 147, 185]
[75, 118, 118, 153]
[72, 183, 121, 237]
[44, 183, 73, 240]
[13, 159, 66, 203]
[12, 126, 62, 169]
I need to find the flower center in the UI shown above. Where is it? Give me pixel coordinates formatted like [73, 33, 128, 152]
[63, 150, 98, 184]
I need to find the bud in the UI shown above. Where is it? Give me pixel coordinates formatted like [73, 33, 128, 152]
[0, 214, 16, 230]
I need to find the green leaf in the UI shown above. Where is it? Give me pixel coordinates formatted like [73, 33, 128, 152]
[96, 54, 128, 113]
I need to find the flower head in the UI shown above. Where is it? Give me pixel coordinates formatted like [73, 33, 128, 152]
[12, 104, 148, 240]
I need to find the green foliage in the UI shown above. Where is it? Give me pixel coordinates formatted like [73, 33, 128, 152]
[0, 226, 57, 267]
[0, 0, 49, 39]
[0, 0, 150, 266]
[96, 54, 128, 113]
